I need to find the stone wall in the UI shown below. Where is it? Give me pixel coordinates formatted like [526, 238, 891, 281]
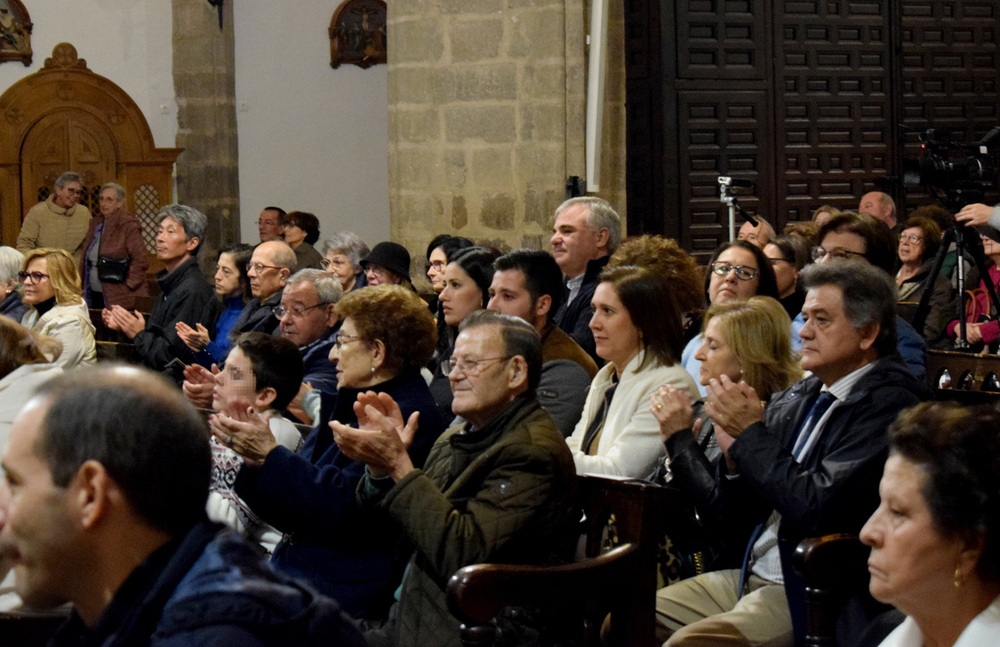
[388, 0, 627, 287]
[173, 0, 240, 255]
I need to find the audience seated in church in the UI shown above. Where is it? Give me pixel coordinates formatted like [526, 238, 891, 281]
[737, 216, 775, 249]
[655, 259, 928, 647]
[235, 240, 296, 337]
[810, 204, 841, 228]
[182, 269, 342, 426]
[798, 212, 927, 379]
[764, 234, 810, 322]
[361, 241, 417, 291]
[895, 216, 954, 344]
[210, 285, 445, 620]
[102, 204, 213, 372]
[681, 240, 779, 396]
[608, 234, 704, 343]
[0, 246, 27, 323]
[20, 247, 97, 368]
[425, 234, 475, 373]
[333, 310, 578, 647]
[428, 246, 500, 421]
[79, 182, 150, 309]
[0, 317, 62, 452]
[206, 333, 304, 553]
[860, 191, 898, 230]
[566, 265, 699, 479]
[15, 171, 91, 264]
[176, 242, 254, 368]
[944, 230, 1000, 353]
[488, 249, 598, 436]
[650, 296, 801, 574]
[551, 196, 623, 364]
[282, 210, 325, 270]
[859, 402, 1000, 647]
[257, 206, 286, 243]
[322, 231, 370, 293]
[0, 365, 365, 646]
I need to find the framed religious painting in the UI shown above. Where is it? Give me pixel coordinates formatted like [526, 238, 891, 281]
[329, 0, 386, 70]
[0, 0, 31, 66]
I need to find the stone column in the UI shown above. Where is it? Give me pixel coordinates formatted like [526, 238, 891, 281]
[388, 0, 626, 287]
[172, 0, 240, 255]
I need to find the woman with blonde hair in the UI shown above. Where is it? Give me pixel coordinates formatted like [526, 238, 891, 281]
[0, 316, 62, 449]
[19, 247, 96, 368]
[649, 296, 800, 572]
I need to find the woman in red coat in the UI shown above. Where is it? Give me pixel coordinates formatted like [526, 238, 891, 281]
[79, 182, 150, 309]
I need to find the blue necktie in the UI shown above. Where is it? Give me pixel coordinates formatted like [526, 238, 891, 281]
[791, 391, 837, 460]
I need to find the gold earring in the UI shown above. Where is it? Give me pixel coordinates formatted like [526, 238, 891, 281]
[954, 567, 964, 588]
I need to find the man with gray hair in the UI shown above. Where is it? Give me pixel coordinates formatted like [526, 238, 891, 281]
[16, 171, 92, 263]
[655, 259, 928, 647]
[549, 196, 622, 363]
[0, 246, 27, 322]
[104, 204, 213, 372]
[0, 365, 365, 646]
[182, 268, 341, 425]
[859, 190, 898, 229]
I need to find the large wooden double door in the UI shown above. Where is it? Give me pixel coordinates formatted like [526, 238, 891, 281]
[625, 0, 1000, 257]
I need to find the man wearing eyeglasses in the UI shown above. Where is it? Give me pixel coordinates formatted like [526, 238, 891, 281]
[16, 172, 92, 264]
[333, 311, 578, 647]
[257, 206, 286, 243]
[236, 240, 296, 337]
[792, 212, 927, 380]
[655, 260, 928, 647]
[183, 269, 341, 424]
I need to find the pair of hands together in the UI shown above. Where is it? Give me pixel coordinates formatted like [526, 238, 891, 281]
[649, 375, 764, 460]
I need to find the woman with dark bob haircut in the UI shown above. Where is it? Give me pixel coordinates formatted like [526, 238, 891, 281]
[860, 401, 1000, 647]
[565, 266, 700, 478]
[211, 285, 446, 619]
[428, 245, 501, 420]
[282, 211, 324, 270]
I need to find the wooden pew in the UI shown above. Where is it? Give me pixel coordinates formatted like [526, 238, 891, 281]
[446, 475, 678, 647]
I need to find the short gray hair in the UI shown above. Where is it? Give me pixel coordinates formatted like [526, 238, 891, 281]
[459, 310, 542, 395]
[800, 259, 897, 358]
[321, 232, 370, 273]
[101, 182, 126, 200]
[55, 172, 82, 189]
[157, 204, 207, 249]
[0, 246, 25, 284]
[556, 196, 623, 253]
[286, 268, 343, 305]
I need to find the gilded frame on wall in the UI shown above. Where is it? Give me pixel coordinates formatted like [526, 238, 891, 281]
[329, 0, 386, 70]
[0, 0, 31, 66]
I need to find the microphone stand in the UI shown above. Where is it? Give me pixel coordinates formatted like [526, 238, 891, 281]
[718, 181, 758, 242]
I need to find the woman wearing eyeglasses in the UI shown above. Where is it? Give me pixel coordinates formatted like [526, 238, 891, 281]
[680, 240, 779, 396]
[321, 231, 370, 294]
[19, 247, 96, 368]
[565, 266, 701, 478]
[895, 216, 954, 343]
[209, 284, 446, 620]
[946, 231, 1000, 353]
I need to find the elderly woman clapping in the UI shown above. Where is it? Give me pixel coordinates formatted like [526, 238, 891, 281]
[861, 402, 1000, 647]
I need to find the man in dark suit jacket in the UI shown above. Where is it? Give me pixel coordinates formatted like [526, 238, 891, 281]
[235, 240, 296, 336]
[550, 196, 622, 364]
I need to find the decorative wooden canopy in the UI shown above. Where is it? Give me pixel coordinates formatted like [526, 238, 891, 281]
[0, 42, 181, 247]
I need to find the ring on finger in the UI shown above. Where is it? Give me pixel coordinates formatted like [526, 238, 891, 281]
[226, 435, 233, 446]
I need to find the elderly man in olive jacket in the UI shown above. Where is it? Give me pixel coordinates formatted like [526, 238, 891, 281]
[334, 310, 578, 647]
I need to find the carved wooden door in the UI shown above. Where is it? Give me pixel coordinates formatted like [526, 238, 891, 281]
[20, 110, 117, 217]
[625, 0, 999, 258]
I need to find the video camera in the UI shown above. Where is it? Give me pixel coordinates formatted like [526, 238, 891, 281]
[902, 126, 1000, 206]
